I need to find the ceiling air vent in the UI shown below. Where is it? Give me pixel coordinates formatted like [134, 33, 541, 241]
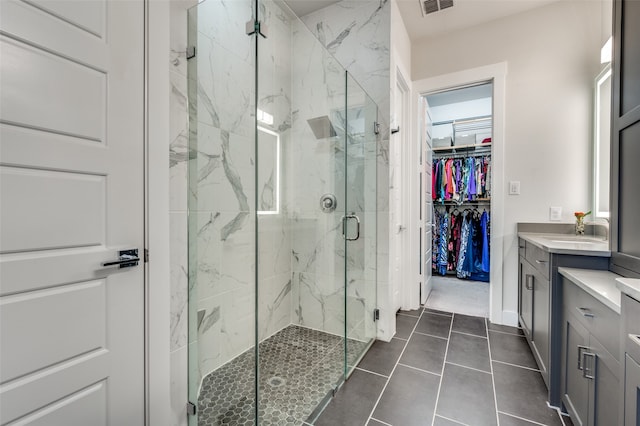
[422, 0, 453, 15]
[423, 0, 438, 14]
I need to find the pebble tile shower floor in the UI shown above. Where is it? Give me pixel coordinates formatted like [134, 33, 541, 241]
[197, 325, 368, 426]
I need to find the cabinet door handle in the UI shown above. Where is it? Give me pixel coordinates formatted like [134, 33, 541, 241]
[535, 259, 548, 264]
[525, 274, 534, 290]
[577, 345, 589, 370]
[582, 351, 596, 380]
[576, 307, 595, 318]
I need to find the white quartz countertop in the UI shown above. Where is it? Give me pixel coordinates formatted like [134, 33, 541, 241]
[616, 278, 640, 303]
[559, 267, 622, 313]
[518, 232, 611, 256]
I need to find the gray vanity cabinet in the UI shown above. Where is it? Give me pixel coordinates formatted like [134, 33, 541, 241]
[518, 239, 551, 384]
[560, 277, 620, 426]
[622, 294, 640, 425]
[517, 236, 609, 407]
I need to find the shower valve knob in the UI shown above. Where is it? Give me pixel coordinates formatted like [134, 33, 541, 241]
[320, 194, 337, 213]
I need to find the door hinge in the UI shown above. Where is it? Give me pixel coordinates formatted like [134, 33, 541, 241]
[187, 401, 197, 416]
[186, 46, 196, 60]
[245, 19, 268, 38]
[373, 308, 380, 322]
[144, 248, 149, 263]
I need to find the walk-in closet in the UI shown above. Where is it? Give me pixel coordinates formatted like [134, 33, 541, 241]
[423, 82, 493, 317]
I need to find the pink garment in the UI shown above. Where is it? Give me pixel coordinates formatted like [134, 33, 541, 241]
[444, 159, 453, 200]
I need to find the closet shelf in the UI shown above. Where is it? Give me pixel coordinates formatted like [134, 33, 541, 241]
[432, 142, 492, 153]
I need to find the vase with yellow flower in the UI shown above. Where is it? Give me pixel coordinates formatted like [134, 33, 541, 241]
[574, 211, 591, 235]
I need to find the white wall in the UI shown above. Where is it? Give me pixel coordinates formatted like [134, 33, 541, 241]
[385, 0, 415, 337]
[412, 0, 605, 323]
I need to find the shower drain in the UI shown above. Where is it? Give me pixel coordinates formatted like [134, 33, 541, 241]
[267, 376, 286, 388]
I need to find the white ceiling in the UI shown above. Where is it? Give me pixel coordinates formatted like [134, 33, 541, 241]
[396, 0, 558, 42]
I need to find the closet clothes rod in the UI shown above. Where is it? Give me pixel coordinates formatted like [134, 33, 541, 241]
[435, 201, 491, 205]
[433, 152, 491, 159]
[432, 143, 492, 153]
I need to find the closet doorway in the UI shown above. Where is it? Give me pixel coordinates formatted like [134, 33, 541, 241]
[412, 63, 506, 325]
[425, 82, 492, 317]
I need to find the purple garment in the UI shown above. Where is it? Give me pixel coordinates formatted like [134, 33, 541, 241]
[432, 160, 438, 200]
[455, 160, 462, 197]
[467, 158, 476, 199]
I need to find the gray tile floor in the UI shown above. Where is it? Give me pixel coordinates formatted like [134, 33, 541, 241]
[315, 308, 574, 426]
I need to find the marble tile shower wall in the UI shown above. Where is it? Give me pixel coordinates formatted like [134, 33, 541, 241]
[300, 0, 391, 127]
[299, 0, 392, 340]
[289, 22, 380, 339]
[289, 18, 348, 339]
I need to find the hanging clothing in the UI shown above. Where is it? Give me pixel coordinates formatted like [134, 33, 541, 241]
[481, 211, 490, 272]
[432, 155, 491, 203]
[432, 206, 490, 282]
[456, 213, 472, 279]
[436, 213, 449, 275]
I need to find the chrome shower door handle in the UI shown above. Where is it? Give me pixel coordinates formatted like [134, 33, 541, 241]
[342, 213, 360, 241]
[350, 214, 360, 241]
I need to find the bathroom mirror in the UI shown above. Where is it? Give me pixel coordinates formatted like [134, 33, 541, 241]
[593, 64, 611, 219]
[257, 127, 280, 215]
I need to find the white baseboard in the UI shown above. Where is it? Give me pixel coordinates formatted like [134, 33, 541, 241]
[501, 310, 519, 327]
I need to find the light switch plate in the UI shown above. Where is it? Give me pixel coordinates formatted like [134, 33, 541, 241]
[509, 181, 521, 195]
[550, 206, 562, 221]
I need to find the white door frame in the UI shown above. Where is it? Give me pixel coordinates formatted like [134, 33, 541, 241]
[411, 62, 507, 325]
[390, 68, 413, 312]
[146, 0, 171, 423]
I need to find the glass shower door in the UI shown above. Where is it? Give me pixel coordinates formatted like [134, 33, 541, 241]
[254, 2, 351, 424]
[344, 72, 378, 374]
[187, 0, 258, 425]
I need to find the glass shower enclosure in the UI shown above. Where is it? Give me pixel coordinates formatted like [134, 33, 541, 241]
[187, 0, 379, 424]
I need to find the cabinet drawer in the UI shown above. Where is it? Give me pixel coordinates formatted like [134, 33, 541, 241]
[563, 277, 621, 362]
[625, 353, 640, 426]
[518, 238, 526, 258]
[590, 335, 621, 426]
[525, 241, 549, 280]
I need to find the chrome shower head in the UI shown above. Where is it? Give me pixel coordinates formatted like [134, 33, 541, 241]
[307, 115, 337, 139]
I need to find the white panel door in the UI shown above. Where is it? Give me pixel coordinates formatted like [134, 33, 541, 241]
[421, 97, 433, 305]
[0, 0, 145, 424]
